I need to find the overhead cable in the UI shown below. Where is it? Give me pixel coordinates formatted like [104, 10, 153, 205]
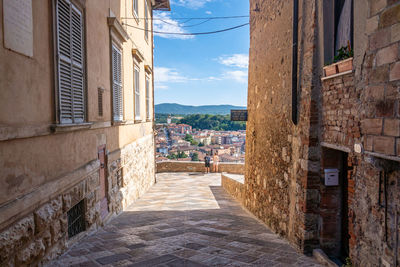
[120, 15, 249, 20]
[157, 18, 213, 28]
[122, 22, 249, 35]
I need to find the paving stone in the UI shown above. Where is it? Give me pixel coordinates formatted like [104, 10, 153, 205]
[50, 173, 320, 267]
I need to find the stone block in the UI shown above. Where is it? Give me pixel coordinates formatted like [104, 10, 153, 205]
[376, 100, 395, 116]
[369, 65, 389, 83]
[365, 135, 374, 151]
[383, 119, 400, 136]
[373, 136, 396, 155]
[369, 29, 391, 51]
[376, 44, 398, 66]
[389, 61, 400, 81]
[366, 15, 379, 34]
[397, 138, 400, 155]
[0, 215, 35, 263]
[34, 196, 63, 234]
[391, 23, 400, 42]
[16, 238, 45, 265]
[361, 118, 383, 134]
[364, 85, 385, 100]
[370, 0, 387, 16]
[50, 220, 63, 243]
[379, 4, 400, 28]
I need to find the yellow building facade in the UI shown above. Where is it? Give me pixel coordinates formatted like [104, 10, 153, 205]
[0, 0, 169, 265]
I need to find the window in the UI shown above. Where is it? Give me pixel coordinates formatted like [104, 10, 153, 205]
[133, 0, 138, 17]
[112, 44, 123, 121]
[134, 66, 141, 120]
[146, 76, 150, 120]
[145, 0, 149, 41]
[323, 0, 353, 63]
[55, 0, 85, 124]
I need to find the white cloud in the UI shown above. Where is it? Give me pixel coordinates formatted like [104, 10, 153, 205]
[153, 13, 194, 40]
[222, 70, 248, 83]
[155, 67, 190, 83]
[218, 54, 249, 69]
[171, 0, 213, 9]
[205, 11, 212, 15]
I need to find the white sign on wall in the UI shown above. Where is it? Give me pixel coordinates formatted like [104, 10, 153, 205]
[3, 0, 33, 57]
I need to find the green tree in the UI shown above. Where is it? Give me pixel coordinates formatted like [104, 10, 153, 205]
[191, 152, 199, 161]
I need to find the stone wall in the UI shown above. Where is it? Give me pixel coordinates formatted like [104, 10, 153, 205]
[247, 0, 400, 266]
[156, 161, 244, 174]
[221, 173, 245, 205]
[0, 135, 155, 266]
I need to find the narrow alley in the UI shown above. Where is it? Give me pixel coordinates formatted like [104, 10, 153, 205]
[51, 173, 321, 266]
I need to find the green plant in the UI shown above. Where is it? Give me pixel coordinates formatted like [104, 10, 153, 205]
[334, 45, 353, 63]
[342, 257, 353, 267]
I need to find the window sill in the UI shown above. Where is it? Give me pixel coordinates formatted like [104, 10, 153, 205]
[50, 123, 93, 133]
[112, 120, 127, 126]
[135, 119, 143, 124]
[146, 119, 152, 122]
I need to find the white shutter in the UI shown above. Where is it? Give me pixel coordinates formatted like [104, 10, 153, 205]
[112, 44, 123, 121]
[56, 0, 85, 124]
[146, 77, 150, 119]
[135, 67, 140, 119]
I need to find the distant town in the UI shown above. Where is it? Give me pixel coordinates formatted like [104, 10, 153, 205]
[156, 115, 246, 163]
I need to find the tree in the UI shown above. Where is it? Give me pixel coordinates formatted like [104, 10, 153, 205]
[191, 152, 199, 161]
[177, 151, 188, 158]
[198, 142, 204, 147]
[184, 134, 193, 142]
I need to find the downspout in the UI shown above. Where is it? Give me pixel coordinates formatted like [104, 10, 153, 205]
[292, 0, 299, 125]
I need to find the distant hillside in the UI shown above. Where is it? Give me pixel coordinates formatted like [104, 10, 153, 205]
[155, 103, 246, 115]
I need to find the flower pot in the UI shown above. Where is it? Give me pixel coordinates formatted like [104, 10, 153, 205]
[324, 64, 337, 77]
[337, 57, 353, 73]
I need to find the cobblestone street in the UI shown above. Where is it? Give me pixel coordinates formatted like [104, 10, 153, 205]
[51, 173, 321, 266]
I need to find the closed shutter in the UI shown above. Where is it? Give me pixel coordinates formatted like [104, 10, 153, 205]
[134, 67, 140, 119]
[112, 44, 123, 121]
[146, 77, 150, 119]
[56, 0, 85, 124]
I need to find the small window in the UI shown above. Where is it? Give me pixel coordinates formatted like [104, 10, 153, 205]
[323, 0, 353, 63]
[145, 0, 149, 41]
[133, 0, 138, 17]
[146, 76, 150, 120]
[67, 199, 86, 238]
[98, 87, 104, 117]
[112, 44, 123, 121]
[134, 66, 141, 120]
[55, 0, 86, 124]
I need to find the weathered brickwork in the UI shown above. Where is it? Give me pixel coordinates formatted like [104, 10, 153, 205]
[247, 0, 400, 266]
[0, 135, 155, 266]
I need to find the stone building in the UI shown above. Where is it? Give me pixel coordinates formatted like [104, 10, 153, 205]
[0, 0, 169, 265]
[246, 0, 400, 266]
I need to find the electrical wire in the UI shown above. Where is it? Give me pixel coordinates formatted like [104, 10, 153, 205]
[122, 22, 249, 35]
[158, 18, 213, 28]
[120, 15, 249, 20]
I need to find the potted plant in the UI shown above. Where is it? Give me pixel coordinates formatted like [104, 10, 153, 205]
[323, 42, 353, 77]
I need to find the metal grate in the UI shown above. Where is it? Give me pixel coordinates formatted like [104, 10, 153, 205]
[98, 87, 104, 117]
[67, 199, 86, 238]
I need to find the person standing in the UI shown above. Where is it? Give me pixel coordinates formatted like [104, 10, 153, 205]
[204, 153, 211, 173]
[212, 151, 219, 173]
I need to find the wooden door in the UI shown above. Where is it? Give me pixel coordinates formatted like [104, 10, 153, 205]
[98, 145, 108, 219]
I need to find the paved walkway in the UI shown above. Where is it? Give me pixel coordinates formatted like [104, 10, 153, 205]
[51, 173, 321, 266]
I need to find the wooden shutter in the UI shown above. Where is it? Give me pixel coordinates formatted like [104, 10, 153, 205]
[56, 0, 85, 124]
[112, 44, 123, 121]
[146, 77, 150, 119]
[145, 0, 149, 40]
[134, 67, 140, 119]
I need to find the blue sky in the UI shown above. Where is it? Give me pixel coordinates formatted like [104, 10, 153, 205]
[153, 0, 249, 106]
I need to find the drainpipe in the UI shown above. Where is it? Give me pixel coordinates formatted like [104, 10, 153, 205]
[292, 0, 299, 125]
